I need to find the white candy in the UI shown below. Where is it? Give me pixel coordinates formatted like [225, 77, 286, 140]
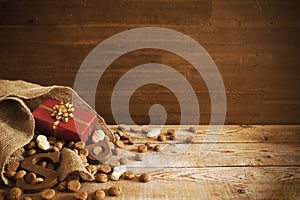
[146, 128, 161, 138]
[36, 135, 50, 150]
[92, 130, 105, 143]
[111, 165, 127, 181]
[37, 135, 48, 142]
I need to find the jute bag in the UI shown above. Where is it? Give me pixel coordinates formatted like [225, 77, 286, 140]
[0, 80, 114, 184]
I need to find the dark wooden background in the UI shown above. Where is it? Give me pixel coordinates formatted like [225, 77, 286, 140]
[0, 0, 299, 125]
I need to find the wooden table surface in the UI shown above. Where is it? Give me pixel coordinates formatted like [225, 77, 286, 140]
[25, 125, 300, 199]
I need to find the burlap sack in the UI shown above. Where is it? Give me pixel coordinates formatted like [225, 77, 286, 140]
[0, 80, 114, 184]
[57, 148, 94, 181]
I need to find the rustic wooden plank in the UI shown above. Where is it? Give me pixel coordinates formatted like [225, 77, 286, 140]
[1, 126, 299, 199]
[0, 26, 299, 45]
[21, 167, 300, 200]
[0, 1, 299, 125]
[0, 0, 299, 27]
[93, 91, 300, 125]
[109, 125, 300, 143]
[3, 56, 298, 125]
[93, 91, 263, 125]
[212, 0, 300, 21]
[0, 0, 212, 26]
[1, 44, 298, 90]
[119, 142, 300, 167]
[82, 167, 300, 200]
[107, 126, 300, 167]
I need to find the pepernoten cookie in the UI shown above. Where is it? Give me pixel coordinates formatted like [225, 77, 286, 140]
[93, 189, 105, 200]
[3, 125, 154, 199]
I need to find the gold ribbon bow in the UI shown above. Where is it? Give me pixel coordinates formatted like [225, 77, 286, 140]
[51, 102, 75, 130]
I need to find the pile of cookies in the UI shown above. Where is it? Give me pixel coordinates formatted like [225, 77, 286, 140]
[1, 125, 196, 200]
[0, 128, 151, 200]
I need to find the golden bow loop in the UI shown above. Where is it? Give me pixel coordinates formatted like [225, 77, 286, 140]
[51, 102, 74, 130]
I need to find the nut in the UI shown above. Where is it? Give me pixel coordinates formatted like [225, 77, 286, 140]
[167, 129, 176, 135]
[139, 173, 151, 182]
[39, 161, 47, 168]
[108, 186, 122, 196]
[79, 148, 89, 157]
[47, 136, 57, 145]
[186, 136, 194, 143]
[4, 171, 16, 179]
[189, 126, 197, 133]
[115, 140, 124, 148]
[135, 153, 144, 161]
[36, 135, 50, 150]
[54, 142, 63, 150]
[145, 142, 153, 149]
[32, 177, 44, 184]
[114, 133, 120, 141]
[14, 170, 26, 180]
[130, 126, 140, 133]
[157, 135, 166, 141]
[92, 130, 105, 143]
[137, 145, 147, 153]
[115, 130, 124, 139]
[119, 157, 129, 165]
[93, 189, 105, 200]
[109, 159, 120, 168]
[59, 140, 66, 146]
[0, 189, 8, 200]
[86, 165, 98, 174]
[153, 145, 161, 151]
[74, 191, 88, 200]
[6, 161, 20, 171]
[27, 149, 36, 157]
[23, 196, 32, 200]
[141, 127, 151, 133]
[67, 180, 81, 192]
[68, 141, 75, 148]
[123, 170, 135, 180]
[25, 141, 36, 150]
[98, 165, 111, 174]
[169, 135, 176, 140]
[121, 134, 131, 140]
[74, 141, 85, 150]
[25, 172, 36, 184]
[40, 189, 55, 200]
[112, 148, 122, 155]
[95, 173, 108, 183]
[127, 137, 136, 145]
[57, 181, 67, 192]
[7, 187, 22, 200]
[51, 146, 60, 152]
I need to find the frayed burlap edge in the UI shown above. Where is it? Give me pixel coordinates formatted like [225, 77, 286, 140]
[0, 80, 114, 185]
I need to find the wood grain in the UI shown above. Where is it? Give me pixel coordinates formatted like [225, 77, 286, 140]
[13, 125, 299, 200]
[0, 0, 300, 124]
[22, 167, 300, 200]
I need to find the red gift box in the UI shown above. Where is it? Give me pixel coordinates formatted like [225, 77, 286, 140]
[32, 98, 97, 143]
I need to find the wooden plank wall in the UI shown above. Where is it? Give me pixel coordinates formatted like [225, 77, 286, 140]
[0, 0, 299, 125]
